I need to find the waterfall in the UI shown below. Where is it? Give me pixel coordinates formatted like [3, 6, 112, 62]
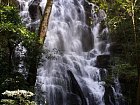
[17, 0, 32, 26]
[36, 0, 107, 104]
[17, 0, 124, 105]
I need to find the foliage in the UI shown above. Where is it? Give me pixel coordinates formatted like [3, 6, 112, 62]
[0, 0, 18, 6]
[0, 72, 29, 93]
[0, 5, 41, 69]
[1, 90, 36, 105]
[89, 0, 140, 104]
[0, 5, 41, 101]
[89, 0, 140, 73]
[89, 0, 139, 31]
[111, 58, 138, 104]
[0, 6, 21, 24]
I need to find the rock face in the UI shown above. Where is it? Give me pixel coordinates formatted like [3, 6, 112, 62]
[99, 69, 107, 81]
[82, 1, 94, 52]
[29, 0, 42, 21]
[83, 0, 92, 26]
[96, 55, 110, 68]
[81, 26, 93, 52]
[66, 93, 82, 105]
[67, 70, 87, 105]
[104, 85, 115, 105]
[28, 0, 42, 32]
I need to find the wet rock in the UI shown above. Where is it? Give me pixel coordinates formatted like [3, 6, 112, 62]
[81, 85, 100, 105]
[96, 55, 110, 68]
[98, 10, 106, 21]
[83, 0, 92, 26]
[104, 83, 125, 105]
[28, 1, 42, 32]
[67, 70, 87, 105]
[81, 0, 94, 52]
[99, 69, 107, 81]
[104, 85, 115, 105]
[106, 77, 124, 104]
[29, 1, 42, 21]
[88, 52, 96, 58]
[82, 26, 93, 52]
[90, 60, 96, 67]
[66, 93, 82, 105]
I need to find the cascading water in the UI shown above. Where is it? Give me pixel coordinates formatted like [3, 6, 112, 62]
[36, 0, 107, 105]
[17, 0, 32, 26]
[17, 0, 124, 105]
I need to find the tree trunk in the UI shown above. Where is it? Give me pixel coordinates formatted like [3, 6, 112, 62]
[129, 0, 140, 104]
[27, 0, 53, 86]
[38, 0, 53, 44]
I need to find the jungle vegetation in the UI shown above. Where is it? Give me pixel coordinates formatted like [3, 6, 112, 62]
[88, 0, 140, 104]
[0, 0, 140, 105]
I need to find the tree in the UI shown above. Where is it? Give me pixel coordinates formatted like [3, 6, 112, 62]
[38, 0, 53, 44]
[26, 0, 53, 86]
[0, 5, 40, 93]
